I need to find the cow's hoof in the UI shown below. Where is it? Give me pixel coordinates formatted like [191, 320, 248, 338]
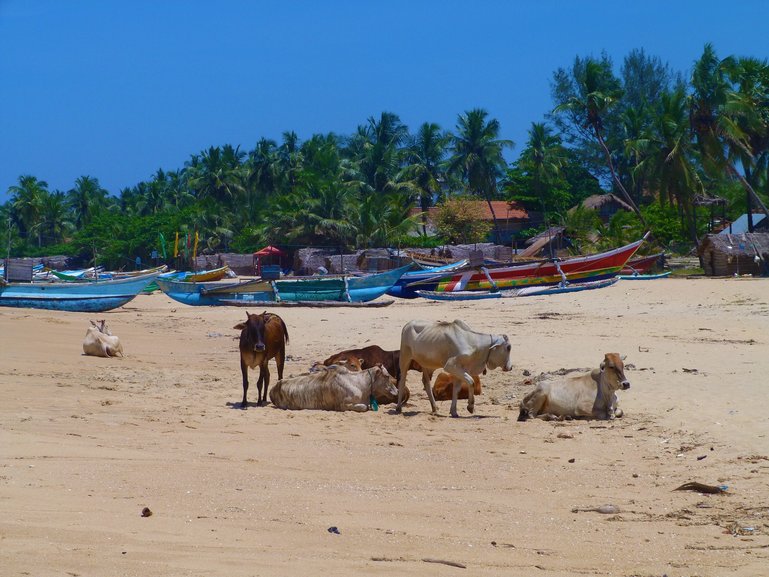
[240, 402, 248, 409]
[450, 412, 459, 418]
[467, 405, 474, 414]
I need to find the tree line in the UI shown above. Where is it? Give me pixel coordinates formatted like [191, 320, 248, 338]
[3, 44, 768, 269]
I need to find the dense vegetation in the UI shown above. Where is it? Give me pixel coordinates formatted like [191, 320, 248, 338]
[3, 45, 768, 268]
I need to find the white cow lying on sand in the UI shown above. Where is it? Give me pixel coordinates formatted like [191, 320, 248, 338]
[269, 364, 397, 411]
[82, 320, 123, 358]
[518, 353, 630, 421]
[396, 319, 513, 417]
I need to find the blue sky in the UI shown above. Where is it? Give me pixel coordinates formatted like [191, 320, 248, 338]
[1, 0, 767, 202]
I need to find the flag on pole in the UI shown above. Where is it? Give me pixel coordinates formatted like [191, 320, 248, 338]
[159, 232, 167, 259]
[193, 231, 199, 259]
[173, 232, 179, 258]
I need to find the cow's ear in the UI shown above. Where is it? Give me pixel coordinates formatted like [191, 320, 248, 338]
[233, 323, 246, 331]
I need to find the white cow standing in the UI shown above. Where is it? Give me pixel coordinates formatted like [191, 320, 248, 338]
[396, 319, 513, 417]
[82, 320, 123, 358]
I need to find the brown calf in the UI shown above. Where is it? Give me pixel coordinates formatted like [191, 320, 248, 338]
[323, 345, 419, 403]
[432, 371, 482, 401]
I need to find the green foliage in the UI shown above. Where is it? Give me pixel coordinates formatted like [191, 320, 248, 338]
[560, 205, 602, 248]
[638, 203, 693, 248]
[433, 197, 493, 244]
[3, 49, 768, 265]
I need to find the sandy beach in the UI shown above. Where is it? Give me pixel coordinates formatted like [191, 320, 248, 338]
[1, 277, 768, 576]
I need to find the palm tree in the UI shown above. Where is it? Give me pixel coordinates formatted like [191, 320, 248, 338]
[351, 112, 411, 196]
[277, 131, 303, 194]
[401, 122, 449, 234]
[187, 146, 246, 205]
[517, 122, 570, 215]
[350, 192, 418, 248]
[448, 108, 513, 243]
[39, 190, 73, 245]
[690, 44, 769, 223]
[553, 59, 646, 224]
[629, 88, 704, 240]
[724, 54, 769, 228]
[9, 175, 49, 246]
[67, 175, 109, 229]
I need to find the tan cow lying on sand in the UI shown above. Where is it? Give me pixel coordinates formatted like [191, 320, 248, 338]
[396, 319, 512, 417]
[82, 320, 123, 358]
[323, 344, 418, 402]
[432, 371, 482, 401]
[518, 353, 630, 421]
[269, 364, 397, 412]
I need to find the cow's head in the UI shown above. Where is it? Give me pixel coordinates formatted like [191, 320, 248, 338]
[600, 353, 630, 390]
[369, 365, 399, 403]
[90, 319, 112, 335]
[337, 357, 364, 371]
[487, 334, 513, 372]
[233, 311, 268, 352]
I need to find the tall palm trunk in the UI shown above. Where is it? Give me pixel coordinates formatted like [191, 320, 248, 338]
[727, 164, 769, 220]
[485, 196, 501, 245]
[593, 127, 648, 228]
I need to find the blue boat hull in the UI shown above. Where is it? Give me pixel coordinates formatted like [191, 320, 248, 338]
[0, 294, 137, 312]
[0, 272, 161, 312]
[157, 265, 413, 306]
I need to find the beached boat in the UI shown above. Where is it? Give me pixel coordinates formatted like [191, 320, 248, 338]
[176, 265, 232, 282]
[390, 237, 645, 298]
[621, 252, 664, 275]
[416, 278, 619, 301]
[617, 270, 672, 280]
[0, 271, 162, 312]
[156, 264, 413, 306]
[47, 264, 168, 282]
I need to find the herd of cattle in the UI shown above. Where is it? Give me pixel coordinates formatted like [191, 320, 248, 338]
[227, 311, 631, 420]
[81, 313, 630, 420]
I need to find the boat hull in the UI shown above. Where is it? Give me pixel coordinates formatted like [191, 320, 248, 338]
[0, 272, 161, 312]
[392, 239, 644, 298]
[0, 294, 137, 312]
[157, 264, 412, 306]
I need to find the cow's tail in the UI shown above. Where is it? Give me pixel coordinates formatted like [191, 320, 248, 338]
[517, 405, 529, 422]
[281, 318, 289, 344]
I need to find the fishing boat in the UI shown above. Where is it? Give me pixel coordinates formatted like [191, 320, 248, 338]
[621, 252, 664, 275]
[385, 259, 470, 299]
[416, 278, 619, 301]
[390, 237, 645, 299]
[0, 270, 162, 312]
[175, 265, 232, 282]
[156, 264, 413, 306]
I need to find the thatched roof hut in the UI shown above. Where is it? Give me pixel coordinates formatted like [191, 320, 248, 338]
[580, 194, 633, 222]
[698, 233, 769, 276]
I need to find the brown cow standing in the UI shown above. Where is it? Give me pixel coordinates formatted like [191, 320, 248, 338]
[234, 311, 289, 407]
[323, 345, 419, 403]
